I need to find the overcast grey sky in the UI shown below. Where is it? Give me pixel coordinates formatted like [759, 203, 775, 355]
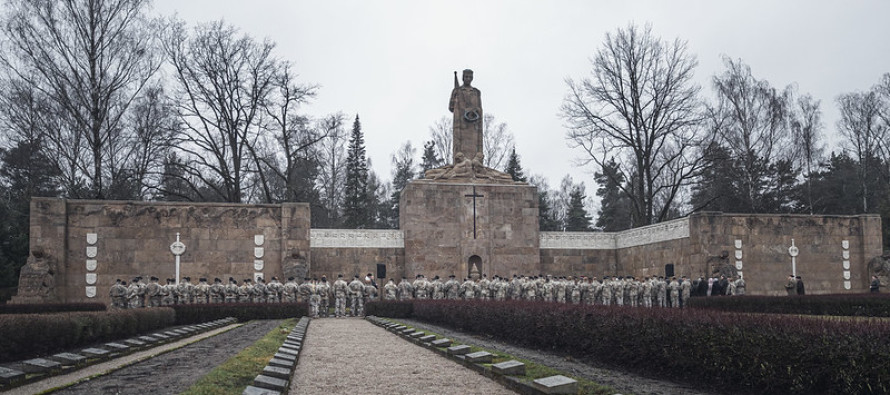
[154, 0, 890, 196]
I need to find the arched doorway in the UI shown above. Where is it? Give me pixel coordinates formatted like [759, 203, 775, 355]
[468, 255, 482, 279]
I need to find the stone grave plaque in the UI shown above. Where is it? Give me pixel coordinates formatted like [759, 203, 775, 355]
[243, 385, 282, 395]
[253, 374, 288, 391]
[492, 360, 526, 376]
[268, 358, 295, 369]
[419, 335, 437, 342]
[81, 347, 110, 357]
[465, 351, 493, 363]
[0, 366, 25, 383]
[532, 375, 578, 394]
[262, 365, 291, 380]
[125, 339, 146, 347]
[273, 352, 297, 362]
[105, 342, 130, 351]
[22, 358, 61, 372]
[447, 345, 471, 355]
[52, 353, 86, 366]
[410, 331, 425, 338]
[432, 338, 453, 347]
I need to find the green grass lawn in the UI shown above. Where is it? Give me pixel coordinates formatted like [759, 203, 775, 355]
[181, 318, 297, 395]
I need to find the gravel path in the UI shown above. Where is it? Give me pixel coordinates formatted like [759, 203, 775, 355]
[290, 317, 516, 395]
[399, 318, 722, 395]
[48, 320, 282, 395]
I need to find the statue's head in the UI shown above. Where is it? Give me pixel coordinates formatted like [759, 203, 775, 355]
[462, 69, 473, 85]
[455, 152, 465, 161]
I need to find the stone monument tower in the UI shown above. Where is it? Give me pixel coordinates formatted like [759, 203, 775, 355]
[399, 70, 541, 279]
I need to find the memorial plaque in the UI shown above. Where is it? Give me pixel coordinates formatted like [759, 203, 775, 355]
[532, 375, 579, 394]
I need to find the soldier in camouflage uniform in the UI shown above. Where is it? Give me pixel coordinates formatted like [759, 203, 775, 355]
[308, 279, 319, 317]
[680, 276, 692, 307]
[384, 278, 398, 300]
[225, 277, 238, 303]
[253, 278, 267, 303]
[317, 276, 331, 317]
[656, 276, 667, 307]
[299, 278, 313, 303]
[363, 277, 378, 307]
[668, 277, 681, 308]
[413, 274, 429, 299]
[332, 274, 348, 317]
[348, 275, 365, 316]
[194, 278, 210, 304]
[431, 276, 445, 299]
[109, 279, 127, 309]
[283, 277, 298, 303]
[445, 275, 460, 300]
[478, 275, 490, 301]
[460, 278, 475, 300]
[397, 277, 414, 300]
[266, 277, 282, 303]
[144, 276, 161, 307]
[210, 278, 225, 304]
[161, 278, 175, 306]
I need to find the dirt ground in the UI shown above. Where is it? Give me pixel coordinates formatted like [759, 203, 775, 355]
[291, 317, 517, 395]
[53, 320, 282, 395]
[399, 318, 721, 395]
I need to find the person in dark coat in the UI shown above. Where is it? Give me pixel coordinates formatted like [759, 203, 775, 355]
[796, 276, 805, 295]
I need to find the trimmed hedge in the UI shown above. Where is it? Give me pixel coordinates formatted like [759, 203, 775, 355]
[171, 303, 309, 325]
[0, 308, 174, 362]
[688, 293, 890, 316]
[0, 302, 107, 315]
[401, 300, 890, 394]
[365, 300, 413, 318]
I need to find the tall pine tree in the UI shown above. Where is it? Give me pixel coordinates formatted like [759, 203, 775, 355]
[594, 158, 633, 231]
[565, 185, 592, 231]
[420, 140, 441, 173]
[504, 147, 527, 182]
[343, 115, 371, 228]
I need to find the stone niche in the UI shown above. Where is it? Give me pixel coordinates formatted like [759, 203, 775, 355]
[400, 179, 540, 279]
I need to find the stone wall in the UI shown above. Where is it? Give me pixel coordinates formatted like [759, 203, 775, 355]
[400, 180, 540, 279]
[13, 199, 311, 305]
[309, 229, 405, 281]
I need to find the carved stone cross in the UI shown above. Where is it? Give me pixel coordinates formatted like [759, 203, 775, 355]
[464, 186, 484, 239]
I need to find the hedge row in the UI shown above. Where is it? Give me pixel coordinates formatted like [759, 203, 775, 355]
[171, 303, 309, 325]
[0, 308, 175, 362]
[365, 300, 414, 318]
[687, 293, 890, 316]
[0, 302, 107, 315]
[383, 300, 890, 394]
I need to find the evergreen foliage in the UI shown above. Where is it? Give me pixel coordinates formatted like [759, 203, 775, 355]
[594, 159, 633, 231]
[420, 140, 441, 173]
[504, 147, 527, 182]
[565, 186, 592, 231]
[343, 115, 372, 228]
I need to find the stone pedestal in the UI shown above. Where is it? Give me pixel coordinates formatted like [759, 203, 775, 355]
[400, 180, 540, 279]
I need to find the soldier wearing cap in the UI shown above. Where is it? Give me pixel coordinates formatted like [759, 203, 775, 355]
[317, 276, 331, 317]
[384, 278, 398, 300]
[266, 276, 282, 303]
[298, 277, 313, 303]
[210, 278, 225, 304]
[194, 278, 210, 304]
[283, 277, 298, 303]
[161, 278, 175, 306]
[145, 276, 162, 307]
[445, 275, 460, 300]
[238, 279, 252, 303]
[332, 274, 349, 317]
[225, 277, 238, 303]
[348, 275, 365, 316]
[109, 279, 127, 309]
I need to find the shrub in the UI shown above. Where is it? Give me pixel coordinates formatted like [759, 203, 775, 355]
[409, 300, 890, 394]
[0, 308, 174, 362]
[687, 293, 890, 316]
[171, 303, 308, 325]
[0, 302, 107, 314]
[365, 300, 413, 318]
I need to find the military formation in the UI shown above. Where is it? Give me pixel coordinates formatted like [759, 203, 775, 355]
[109, 271, 747, 312]
[109, 275, 301, 309]
[383, 273, 746, 308]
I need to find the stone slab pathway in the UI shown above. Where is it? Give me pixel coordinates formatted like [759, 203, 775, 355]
[290, 318, 515, 395]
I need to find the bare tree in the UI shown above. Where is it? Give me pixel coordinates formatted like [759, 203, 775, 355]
[790, 94, 823, 214]
[836, 89, 887, 212]
[163, 19, 280, 203]
[482, 113, 514, 169]
[428, 116, 453, 165]
[562, 23, 704, 226]
[252, 64, 320, 203]
[316, 113, 348, 224]
[709, 57, 795, 212]
[0, 0, 163, 198]
[428, 113, 514, 168]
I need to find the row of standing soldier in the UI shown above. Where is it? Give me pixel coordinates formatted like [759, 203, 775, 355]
[383, 274, 745, 308]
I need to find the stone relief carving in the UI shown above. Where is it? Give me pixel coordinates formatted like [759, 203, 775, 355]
[868, 253, 890, 287]
[282, 249, 309, 280]
[85, 273, 97, 285]
[254, 247, 264, 259]
[86, 233, 98, 245]
[16, 248, 58, 300]
[86, 259, 97, 271]
[255, 235, 265, 246]
[86, 246, 97, 258]
[540, 217, 690, 250]
[424, 152, 517, 184]
[310, 229, 404, 249]
[85, 286, 96, 298]
[254, 259, 264, 271]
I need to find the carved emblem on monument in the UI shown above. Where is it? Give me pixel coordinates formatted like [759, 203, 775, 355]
[85, 273, 97, 285]
[254, 259, 264, 271]
[86, 233, 98, 245]
[85, 286, 96, 298]
[255, 235, 265, 246]
[86, 259, 97, 271]
[86, 246, 97, 258]
[422, 69, 519, 184]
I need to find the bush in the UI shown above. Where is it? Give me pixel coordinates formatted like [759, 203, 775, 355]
[171, 303, 308, 325]
[408, 300, 890, 394]
[365, 300, 413, 318]
[0, 302, 107, 314]
[0, 308, 174, 362]
[687, 293, 890, 316]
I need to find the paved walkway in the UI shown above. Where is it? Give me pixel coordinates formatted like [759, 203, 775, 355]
[290, 318, 516, 395]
